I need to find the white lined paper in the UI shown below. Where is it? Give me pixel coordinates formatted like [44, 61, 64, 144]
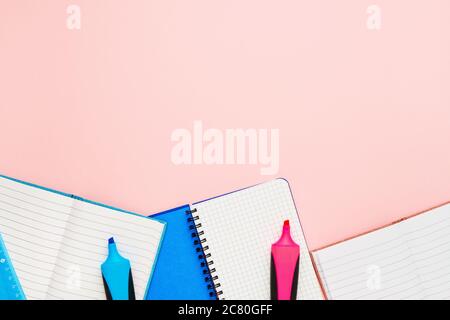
[314, 203, 450, 300]
[0, 177, 164, 300]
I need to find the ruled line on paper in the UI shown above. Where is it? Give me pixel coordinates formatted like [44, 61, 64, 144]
[314, 204, 450, 300]
[0, 183, 157, 231]
[0, 189, 161, 238]
[0, 176, 164, 300]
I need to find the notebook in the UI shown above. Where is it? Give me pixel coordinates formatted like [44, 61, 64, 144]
[146, 205, 212, 300]
[312, 202, 450, 300]
[0, 175, 166, 300]
[147, 179, 325, 300]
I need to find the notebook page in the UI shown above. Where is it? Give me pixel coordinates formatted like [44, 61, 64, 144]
[47, 200, 165, 300]
[0, 177, 73, 300]
[191, 179, 324, 300]
[313, 203, 450, 300]
[313, 223, 424, 299]
[399, 203, 450, 299]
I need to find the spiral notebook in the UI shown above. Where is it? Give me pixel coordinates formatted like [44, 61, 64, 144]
[147, 179, 325, 300]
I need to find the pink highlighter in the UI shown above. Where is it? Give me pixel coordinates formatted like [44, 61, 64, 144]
[271, 220, 300, 300]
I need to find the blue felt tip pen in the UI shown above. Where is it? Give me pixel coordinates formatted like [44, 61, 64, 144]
[101, 237, 136, 300]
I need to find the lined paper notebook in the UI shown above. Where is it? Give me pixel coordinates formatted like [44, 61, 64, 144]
[0, 176, 165, 300]
[313, 203, 450, 300]
[190, 179, 324, 300]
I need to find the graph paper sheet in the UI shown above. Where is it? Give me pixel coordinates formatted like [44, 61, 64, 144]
[192, 179, 324, 300]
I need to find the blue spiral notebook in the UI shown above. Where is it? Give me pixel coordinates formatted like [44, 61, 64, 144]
[146, 205, 213, 299]
[0, 175, 166, 300]
[146, 179, 324, 300]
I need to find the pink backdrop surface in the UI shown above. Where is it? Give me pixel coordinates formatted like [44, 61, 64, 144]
[0, 1, 449, 250]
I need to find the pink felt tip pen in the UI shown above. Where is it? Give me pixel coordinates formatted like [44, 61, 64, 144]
[270, 220, 300, 300]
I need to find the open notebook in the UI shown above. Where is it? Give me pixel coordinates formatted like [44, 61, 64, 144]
[148, 179, 324, 300]
[0, 175, 165, 300]
[313, 202, 450, 300]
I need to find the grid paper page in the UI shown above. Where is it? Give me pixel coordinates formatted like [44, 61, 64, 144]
[192, 179, 324, 300]
[314, 203, 450, 300]
[0, 176, 165, 300]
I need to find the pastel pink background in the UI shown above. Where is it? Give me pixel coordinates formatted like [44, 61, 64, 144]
[0, 1, 449, 250]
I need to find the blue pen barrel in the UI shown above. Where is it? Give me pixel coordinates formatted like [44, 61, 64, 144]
[101, 237, 136, 300]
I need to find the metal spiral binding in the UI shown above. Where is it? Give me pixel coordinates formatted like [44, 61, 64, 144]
[186, 208, 224, 299]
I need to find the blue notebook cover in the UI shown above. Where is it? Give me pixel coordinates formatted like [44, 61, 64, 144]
[146, 179, 294, 300]
[146, 205, 215, 300]
[145, 184, 267, 300]
[0, 174, 166, 299]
